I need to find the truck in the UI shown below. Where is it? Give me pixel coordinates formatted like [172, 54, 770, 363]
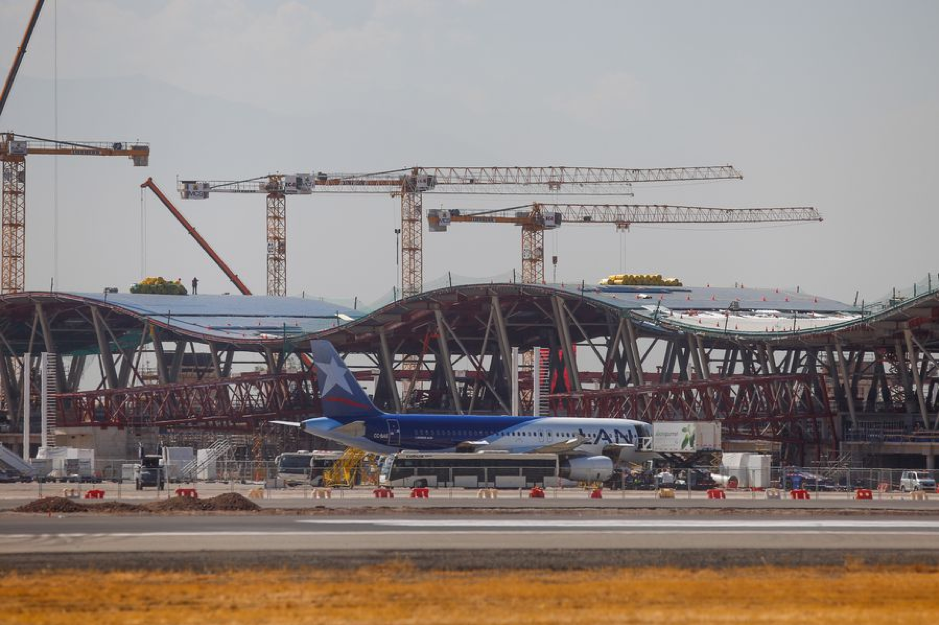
[134, 453, 165, 490]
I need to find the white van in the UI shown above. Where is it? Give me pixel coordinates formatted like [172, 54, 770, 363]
[899, 471, 936, 492]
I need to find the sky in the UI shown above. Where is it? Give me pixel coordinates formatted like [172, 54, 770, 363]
[1, 0, 937, 307]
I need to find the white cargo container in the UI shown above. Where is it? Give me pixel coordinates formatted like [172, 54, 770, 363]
[196, 448, 217, 480]
[746, 454, 772, 489]
[718, 452, 771, 489]
[34, 447, 96, 480]
[162, 446, 195, 482]
[121, 463, 137, 483]
[650, 422, 721, 453]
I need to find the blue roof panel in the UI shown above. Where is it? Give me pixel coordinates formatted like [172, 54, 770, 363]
[73, 293, 363, 342]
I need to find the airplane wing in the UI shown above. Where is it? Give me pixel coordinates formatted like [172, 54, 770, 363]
[528, 437, 588, 454]
[455, 440, 491, 452]
[479, 437, 587, 455]
[271, 420, 301, 427]
[457, 437, 587, 454]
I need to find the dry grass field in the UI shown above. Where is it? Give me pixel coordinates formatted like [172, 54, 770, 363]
[2, 562, 938, 624]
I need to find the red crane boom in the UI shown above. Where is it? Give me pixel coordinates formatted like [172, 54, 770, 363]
[141, 178, 252, 296]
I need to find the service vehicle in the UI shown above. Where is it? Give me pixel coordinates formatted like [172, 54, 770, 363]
[135, 455, 165, 490]
[378, 451, 604, 488]
[275, 450, 343, 486]
[899, 470, 936, 492]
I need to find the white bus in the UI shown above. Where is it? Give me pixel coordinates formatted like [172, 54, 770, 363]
[275, 450, 343, 486]
[378, 452, 563, 489]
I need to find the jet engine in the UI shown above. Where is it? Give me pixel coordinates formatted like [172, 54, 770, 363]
[560, 456, 614, 482]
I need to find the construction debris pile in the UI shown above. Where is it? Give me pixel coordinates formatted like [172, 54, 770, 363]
[13, 493, 261, 513]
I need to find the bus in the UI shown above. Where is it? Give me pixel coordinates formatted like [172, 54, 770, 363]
[378, 452, 562, 489]
[275, 450, 343, 486]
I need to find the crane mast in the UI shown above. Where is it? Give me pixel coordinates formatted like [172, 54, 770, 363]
[427, 203, 822, 285]
[181, 165, 742, 299]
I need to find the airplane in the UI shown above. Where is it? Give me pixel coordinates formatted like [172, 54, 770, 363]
[275, 340, 656, 482]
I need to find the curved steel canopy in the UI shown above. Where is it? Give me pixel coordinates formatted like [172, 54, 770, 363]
[0, 281, 935, 356]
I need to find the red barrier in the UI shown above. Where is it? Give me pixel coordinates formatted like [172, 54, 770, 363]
[855, 488, 873, 500]
[589, 488, 603, 499]
[706, 489, 726, 500]
[789, 489, 810, 500]
[83, 489, 105, 499]
[175, 488, 198, 498]
[409, 487, 430, 498]
[372, 488, 394, 498]
[529, 487, 545, 498]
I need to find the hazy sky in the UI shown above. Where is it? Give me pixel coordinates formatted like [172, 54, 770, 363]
[1, 0, 937, 306]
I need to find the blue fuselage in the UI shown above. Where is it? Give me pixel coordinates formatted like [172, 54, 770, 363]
[301, 413, 650, 460]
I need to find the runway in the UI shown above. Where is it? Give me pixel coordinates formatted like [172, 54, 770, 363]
[4, 513, 939, 554]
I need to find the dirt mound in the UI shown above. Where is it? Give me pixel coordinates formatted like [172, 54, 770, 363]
[143, 496, 211, 512]
[204, 492, 261, 511]
[86, 501, 145, 513]
[14, 497, 88, 513]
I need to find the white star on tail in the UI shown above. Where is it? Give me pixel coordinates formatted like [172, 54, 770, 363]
[318, 356, 352, 396]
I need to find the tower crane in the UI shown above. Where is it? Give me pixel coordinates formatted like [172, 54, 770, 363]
[427, 203, 823, 284]
[180, 165, 742, 298]
[0, 2, 149, 293]
[177, 174, 312, 296]
[0, 134, 149, 293]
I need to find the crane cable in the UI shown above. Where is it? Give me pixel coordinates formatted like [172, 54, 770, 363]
[52, 0, 58, 290]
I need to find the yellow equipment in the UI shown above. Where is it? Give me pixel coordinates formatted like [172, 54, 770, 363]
[323, 447, 372, 487]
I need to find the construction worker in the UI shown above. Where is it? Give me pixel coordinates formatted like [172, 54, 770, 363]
[191, 277, 198, 295]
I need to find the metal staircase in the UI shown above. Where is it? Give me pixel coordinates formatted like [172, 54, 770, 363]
[181, 437, 236, 480]
[533, 347, 551, 417]
[0, 443, 35, 477]
[40, 352, 58, 448]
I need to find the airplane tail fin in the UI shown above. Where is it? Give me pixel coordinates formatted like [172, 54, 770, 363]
[310, 340, 383, 419]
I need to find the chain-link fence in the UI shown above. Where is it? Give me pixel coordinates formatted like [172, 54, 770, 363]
[8, 458, 939, 499]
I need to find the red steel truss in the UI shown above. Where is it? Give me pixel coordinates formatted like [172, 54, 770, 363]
[550, 373, 837, 458]
[54, 366, 836, 460]
[55, 371, 320, 430]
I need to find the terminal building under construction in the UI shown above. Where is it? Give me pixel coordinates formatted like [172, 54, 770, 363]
[1, 275, 938, 472]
